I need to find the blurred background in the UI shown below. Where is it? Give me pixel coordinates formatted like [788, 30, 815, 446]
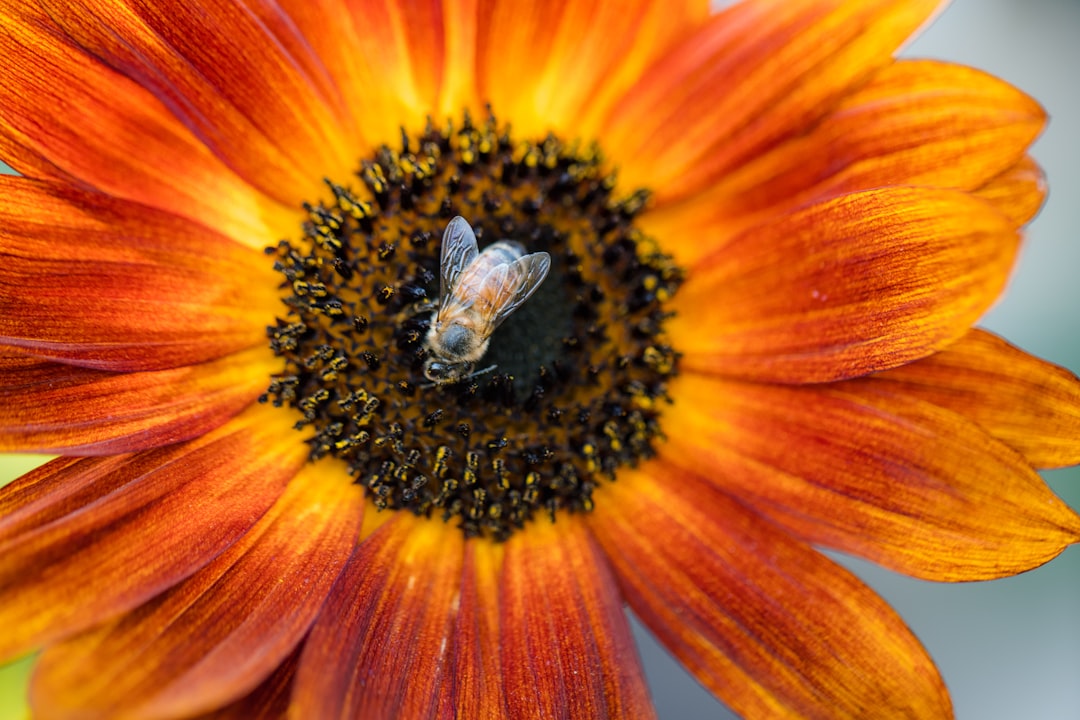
[1, 0, 1078, 718]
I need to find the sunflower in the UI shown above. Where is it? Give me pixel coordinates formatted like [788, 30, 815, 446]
[1, 0, 1079, 717]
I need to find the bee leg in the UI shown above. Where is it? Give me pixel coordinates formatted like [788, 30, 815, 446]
[468, 365, 497, 380]
[419, 364, 497, 390]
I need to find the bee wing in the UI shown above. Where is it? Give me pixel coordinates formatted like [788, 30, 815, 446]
[485, 251, 552, 330]
[439, 216, 479, 307]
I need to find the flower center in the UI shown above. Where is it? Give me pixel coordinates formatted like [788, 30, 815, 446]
[262, 112, 681, 539]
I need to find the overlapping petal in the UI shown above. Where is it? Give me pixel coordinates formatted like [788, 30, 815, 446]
[870, 329, 1080, 469]
[29, 461, 361, 719]
[0, 346, 275, 455]
[279, 0, 453, 146]
[0, 403, 305, 662]
[644, 60, 1045, 265]
[603, 0, 944, 205]
[200, 651, 300, 720]
[592, 466, 951, 719]
[291, 514, 464, 720]
[973, 155, 1046, 227]
[499, 517, 654, 720]
[0, 178, 278, 371]
[669, 187, 1019, 383]
[29, 0, 357, 210]
[660, 373, 1080, 580]
[0, 7, 300, 243]
[477, 0, 707, 140]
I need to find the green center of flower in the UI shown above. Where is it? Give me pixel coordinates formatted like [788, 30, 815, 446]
[262, 112, 681, 539]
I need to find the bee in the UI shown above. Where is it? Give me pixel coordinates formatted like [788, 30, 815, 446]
[422, 216, 551, 384]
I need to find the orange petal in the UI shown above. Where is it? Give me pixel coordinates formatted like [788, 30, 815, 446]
[591, 466, 952, 719]
[669, 187, 1019, 383]
[500, 516, 655, 720]
[195, 650, 299, 720]
[437, 0, 482, 120]
[30, 0, 357, 210]
[0, 7, 299, 244]
[291, 514, 465, 720]
[0, 177, 279, 371]
[0, 347, 274, 455]
[644, 60, 1045, 265]
[448, 539, 507, 717]
[603, 0, 944, 205]
[30, 461, 362, 719]
[973, 155, 1047, 228]
[0, 403, 306, 662]
[870, 329, 1080, 469]
[660, 373, 1080, 580]
[477, 0, 707, 140]
[281, 0, 451, 145]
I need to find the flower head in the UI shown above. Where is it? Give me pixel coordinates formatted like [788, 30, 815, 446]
[1, 0, 1079, 718]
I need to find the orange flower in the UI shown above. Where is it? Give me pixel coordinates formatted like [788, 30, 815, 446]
[1, 0, 1078, 718]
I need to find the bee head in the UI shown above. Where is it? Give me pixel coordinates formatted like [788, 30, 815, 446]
[423, 358, 475, 384]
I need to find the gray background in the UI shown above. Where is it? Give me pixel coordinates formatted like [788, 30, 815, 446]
[637, 0, 1080, 717]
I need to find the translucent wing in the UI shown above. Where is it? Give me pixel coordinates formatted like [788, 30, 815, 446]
[485, 252, 552, 330]
[438, 216, 478, 306]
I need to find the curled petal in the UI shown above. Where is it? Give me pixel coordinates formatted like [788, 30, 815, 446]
[500, 517, 655, 720]
[670, 187, 1019, 383]
[591, 466, 952, 719]
[0, 178, 278, 371]
[0, 6, 298, 242]
[0, 347, 275, 455]
[661, 373, 1080, 580]
[604, 0, 944, 205]
[645, 60, 1045, 264]
[291, 514, 465, 720]
[30, 462, 362, 719]
[973, 155, 1046, 227]
[870, 329, 1080, 469]
[0, 403, 305, 662]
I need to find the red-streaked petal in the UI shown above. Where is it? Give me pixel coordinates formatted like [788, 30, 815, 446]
[30, 0, 358, 210]
[0, 403, 305, 662]
[669, 187, 1019, 383]
[500, 516, 655, 720]
[0, 346, 274, 455]
[0, 6, 299, 243]
[291, 514, 464, 720]
[870, 329, 1080, 469]
[195, 650, 299, 720]
[446, 539, 508, 718]
[661, 373, 1080, 580]
[0, 178, 279, 372]
[477, 0, 706, 140]
[973, 155, 1047, 227]
[592, 466, 952, 719]
[30, 461, 362, 719]
[603, 0, 944, 205]
[644, 60, 1045, 265]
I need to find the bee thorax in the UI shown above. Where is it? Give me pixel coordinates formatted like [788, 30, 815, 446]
[432, 322, 477, 358]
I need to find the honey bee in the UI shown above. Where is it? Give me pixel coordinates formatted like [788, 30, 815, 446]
[423, 216, 551, 384]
